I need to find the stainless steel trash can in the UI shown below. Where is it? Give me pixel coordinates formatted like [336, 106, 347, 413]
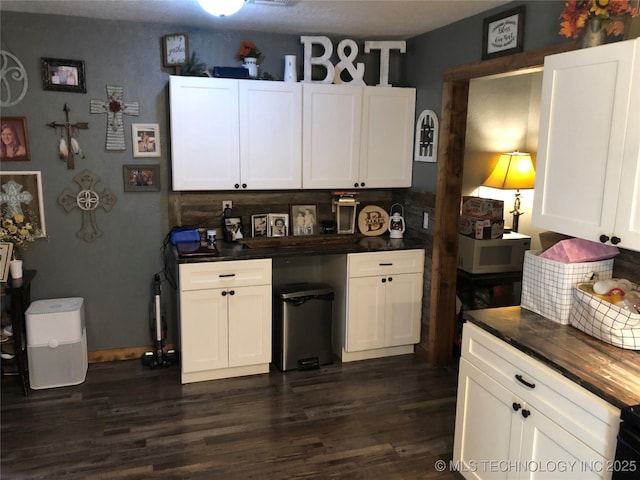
[273, 283, 334, 371]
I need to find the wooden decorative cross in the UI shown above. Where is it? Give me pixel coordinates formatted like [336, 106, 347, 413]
[90, 85, 139, 151]
[46, 103, 89, 169]
[57, 169, 117, 242]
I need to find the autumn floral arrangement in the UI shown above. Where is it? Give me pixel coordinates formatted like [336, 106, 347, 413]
[0, 213, 37, 257]
[235, 40, 262, 62]
[559, 0, 639, 38]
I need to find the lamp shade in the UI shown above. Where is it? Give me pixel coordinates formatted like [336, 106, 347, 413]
[482, 151, 535, 190]
[198, 0, 245, 16]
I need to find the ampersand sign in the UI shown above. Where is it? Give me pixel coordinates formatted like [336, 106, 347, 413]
[334, 39, 365, 85]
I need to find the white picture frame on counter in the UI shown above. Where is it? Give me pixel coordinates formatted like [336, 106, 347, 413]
[268, 213, 288, 237]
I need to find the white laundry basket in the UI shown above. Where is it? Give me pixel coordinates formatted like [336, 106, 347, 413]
[25, 297, 87, 389]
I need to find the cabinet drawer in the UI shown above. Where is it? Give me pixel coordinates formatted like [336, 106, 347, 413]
[179, 259, 272, 291]
[348, 249, 424, 278]
[462, 322, 619, 458]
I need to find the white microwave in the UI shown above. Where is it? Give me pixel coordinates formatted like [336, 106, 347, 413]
[457, 232, 531, 274]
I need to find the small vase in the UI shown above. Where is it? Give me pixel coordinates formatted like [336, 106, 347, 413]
[582, 17, 606, 48]
[243, 57, 258, 79]
[9, 259, 23, 280]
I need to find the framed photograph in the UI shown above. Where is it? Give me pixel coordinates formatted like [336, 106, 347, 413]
[132, 124, 161, 158]
[0, 243, 13, 282]
[223, 217, 244, 242]
[1, 117, 30, 162]
[291, 204, 317, 236]
[268, 213, 289, 237]
[481, 6, 525, 61]
[162, 33, 189, 67]
[41, 57, 86, 93]
[123, 164, 160, 192]
[251, 214, 268, 238]
[0, 171, 46, 237]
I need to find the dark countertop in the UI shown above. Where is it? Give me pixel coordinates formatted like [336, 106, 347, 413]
[464, 306, 640, 409]
[174, 234, 426, 263]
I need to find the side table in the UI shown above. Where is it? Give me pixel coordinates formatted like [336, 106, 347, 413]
[1, 269, 36, 396]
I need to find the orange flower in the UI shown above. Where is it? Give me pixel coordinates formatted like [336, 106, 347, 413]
[235, 40, 262, 61]
[559, 0, 638, 38]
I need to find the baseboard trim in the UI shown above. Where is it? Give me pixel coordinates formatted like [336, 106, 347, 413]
[88, 344, 176, 363]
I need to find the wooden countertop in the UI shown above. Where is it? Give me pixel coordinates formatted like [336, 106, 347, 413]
[175, 234, 426, 263]
[463, 306, 640, 409]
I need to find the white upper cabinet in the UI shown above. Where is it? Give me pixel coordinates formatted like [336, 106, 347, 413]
[360, 86, 416, 188]
[302, 84, 416, 189]
[170, 76, 240, 190]
[302, 84, 362, 189]
[170, 76, 302, 191]
[239, 81, 302, 189]
[533, 38, 640, 251]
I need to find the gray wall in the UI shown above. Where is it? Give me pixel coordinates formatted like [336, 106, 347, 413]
[407, 1, 567, 192]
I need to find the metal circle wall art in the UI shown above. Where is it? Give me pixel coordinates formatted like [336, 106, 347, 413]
[0, 50, 28, 107]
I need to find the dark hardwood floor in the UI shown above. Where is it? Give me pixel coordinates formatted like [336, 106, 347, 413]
[2, 354, 461, 479]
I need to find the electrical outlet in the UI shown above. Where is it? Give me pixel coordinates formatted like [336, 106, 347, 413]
[222, 200, 233, 210]
[422, 212, 429, 229]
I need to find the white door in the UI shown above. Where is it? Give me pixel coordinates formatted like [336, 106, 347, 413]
[170, 76, 240, 190]
[360, 87, 415, 188]
[519, 407, 609, 480]
[453, 359, 523, 480]
[228, 285, 272, 367]
[533, 40, 637, 244]
[346, 276, 386, 351]
[384, 272, 422, 346]
[302, 83, 362, 189]
[180, 289, 228, 373]
[239, 81, 302, 189]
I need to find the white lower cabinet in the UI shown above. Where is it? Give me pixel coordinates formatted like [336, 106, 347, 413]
[453, 322, 620, 480]
[331, 249, 424, 362]
[178, 259, 272, 383]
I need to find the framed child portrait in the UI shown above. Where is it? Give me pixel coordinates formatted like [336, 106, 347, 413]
[1, 117, 30, 162]
[291, 204, 317, 236]
[268, 213, 288, 237]
[41, 57, 86, 93]
[132, 124, 161, 158]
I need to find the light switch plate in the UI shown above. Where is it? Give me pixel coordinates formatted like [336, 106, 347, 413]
[423, 212, 429, 229]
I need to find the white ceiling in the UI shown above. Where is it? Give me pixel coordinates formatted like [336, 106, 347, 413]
[1, 0, 512, 39]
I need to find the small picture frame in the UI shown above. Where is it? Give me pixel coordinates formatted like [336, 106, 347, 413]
[223, 217, 244, 242]
[0, 117, 30, 162]
[251, 214, 268, 237]
[41, 57, 86, 93]
[0, 243, 13, 282]
[132, 124, 161, 158]
[123, 164, 161, 192]
[0, 171, 46, 237]
[162, 33, 189, 67]
[291, 204, 317, 236]
[481, 6, 525, 61]
[268, 213, 289, 237]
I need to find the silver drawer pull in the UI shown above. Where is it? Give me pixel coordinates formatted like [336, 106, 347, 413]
[515, 374, 536, 389]
[219, 273, 236, 278]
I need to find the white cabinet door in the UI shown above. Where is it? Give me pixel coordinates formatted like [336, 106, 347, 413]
[239, 81, 302, 189]
[384, 272, 422, 346]
[302, 83, 362, 189]
[169, 76, 240, 190]
[180, 289, 228, 373]
[454, 358, 522, 480]
[519, 408, 609, 480]
[228, 285, 272, 367]
[533, 39, 640, 251]
[360, 87, 416, 188]
[346, 276, 386, 351]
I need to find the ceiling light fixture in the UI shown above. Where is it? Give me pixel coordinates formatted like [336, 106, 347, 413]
[198, 0, 246, 17]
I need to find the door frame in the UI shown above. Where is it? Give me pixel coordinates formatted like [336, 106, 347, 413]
[427, 41, 579, 366]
